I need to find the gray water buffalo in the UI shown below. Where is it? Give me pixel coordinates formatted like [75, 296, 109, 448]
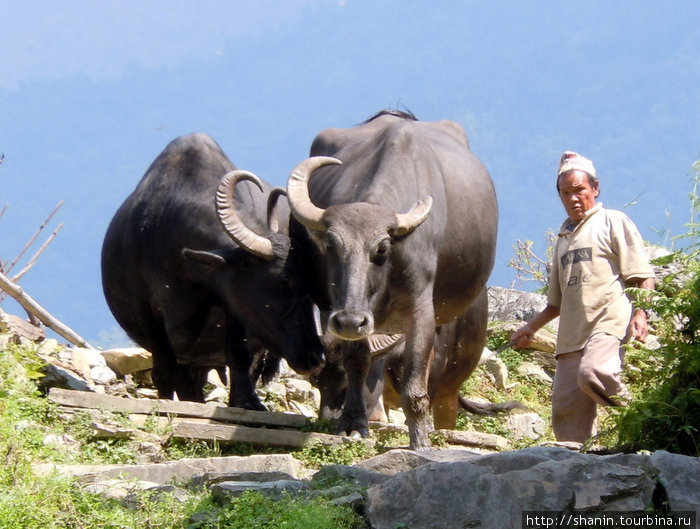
[287, 110, 498, 449]
[314, 288, 521, 430]
[380, 288, 524, 423]
[101, 133, 324, 408]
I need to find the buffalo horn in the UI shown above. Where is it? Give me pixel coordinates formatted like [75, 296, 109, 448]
[287, 156, 342, 232]
[216, 170, 275, 260]
[393, 196, 434, 236]
[266, 187, 287, 234]
[368, 334, 405, 358]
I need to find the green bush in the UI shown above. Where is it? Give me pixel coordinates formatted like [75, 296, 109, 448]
[614, 250, 700, 455]
[614, 165, 700, 455]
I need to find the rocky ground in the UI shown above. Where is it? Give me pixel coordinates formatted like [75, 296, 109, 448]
[2, 283, 698, 528]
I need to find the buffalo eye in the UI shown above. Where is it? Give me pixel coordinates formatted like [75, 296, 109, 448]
[371, 238, 391, 265]
[323, 232, 342, 255]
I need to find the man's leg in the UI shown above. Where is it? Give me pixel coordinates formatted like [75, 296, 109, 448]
[578, 333, 627, 407]
[552, 350, 598, 442]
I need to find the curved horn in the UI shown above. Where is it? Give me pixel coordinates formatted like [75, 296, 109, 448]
[266, 187, 287, 234]
[216, 170, 275, 260]
[393, 196, 433, 237]
[368, 334, 405, 358]
[287, 156, 342, 232]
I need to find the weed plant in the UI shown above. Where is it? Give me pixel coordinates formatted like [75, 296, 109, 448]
[187, 490, 365, 529]
[0, 342, 369, 528]
[457, 333, 555, 446]
[294, 439, 373, 469]
[610, 249, 700, 455]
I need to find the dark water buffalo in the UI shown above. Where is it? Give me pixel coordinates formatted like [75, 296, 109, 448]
[287, 110, 498, 449]
[312, 333, 405, 423]
[101, 133, 324, 408]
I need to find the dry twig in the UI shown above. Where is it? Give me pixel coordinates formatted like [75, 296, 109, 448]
[0, 270, 93, 349]
[1, 200, 63, 277]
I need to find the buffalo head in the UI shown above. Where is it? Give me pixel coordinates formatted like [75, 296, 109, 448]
[183, 169, 325, 376]
[287, 156, 432, 340]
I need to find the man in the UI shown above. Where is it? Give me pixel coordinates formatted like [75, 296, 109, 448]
[511, 151, 655, 443]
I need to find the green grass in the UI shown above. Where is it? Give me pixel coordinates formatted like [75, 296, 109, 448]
[187, 490, 365, 529]
[293, 439, 373, 469]
[0, 341, 369, 529]
[456, 334, 555, 447]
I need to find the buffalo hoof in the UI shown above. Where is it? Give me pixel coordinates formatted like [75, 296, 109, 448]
[229, 396, 268, 412]
[247, 401, 268, 412]
[337, 418, 369, 439]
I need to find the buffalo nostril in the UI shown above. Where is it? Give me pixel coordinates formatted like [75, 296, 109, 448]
[329, 310, 374, 338]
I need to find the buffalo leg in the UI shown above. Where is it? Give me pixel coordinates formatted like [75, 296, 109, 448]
[176, 365, 208, 402]
[365, 358, 388, 422]
[430, 288, 488, 430]
[225, 317, 267, 411]
[147, 321, 201, 401]
[339, 340, 371, 437]
[312, 336, 348, 420]
[432, 392, 459, 430]
[151, 354, 177, 400]
[401, 293, 436, 450]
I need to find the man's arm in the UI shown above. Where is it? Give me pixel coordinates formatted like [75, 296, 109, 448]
[510, 304, 561, 348]
[626, 276, 655, 343]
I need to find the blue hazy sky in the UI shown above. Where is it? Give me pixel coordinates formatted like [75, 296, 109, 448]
[1, 1, 698, 347]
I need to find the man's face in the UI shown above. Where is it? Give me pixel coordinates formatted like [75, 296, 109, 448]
[557, 170, 599, 224]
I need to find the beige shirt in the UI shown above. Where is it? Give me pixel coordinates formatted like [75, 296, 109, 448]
[547, 204, 654, 354]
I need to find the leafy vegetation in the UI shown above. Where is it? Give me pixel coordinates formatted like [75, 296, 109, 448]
[601, 163, 700, 456]
[611, 252, 700, 455]
[295, 440, 373, 469]
[0, 341, 368, 528]
[188, 490, 365, 529]
[507, 229, 556, 293]
[458, 333, 555, 447]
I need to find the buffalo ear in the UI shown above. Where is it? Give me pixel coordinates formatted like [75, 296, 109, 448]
[182, 248, 235, 268]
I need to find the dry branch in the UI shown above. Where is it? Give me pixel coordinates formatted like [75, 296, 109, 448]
[9, 222, 64, 283]
[0, 270, 93, 349]
[2, 201, 63, 277]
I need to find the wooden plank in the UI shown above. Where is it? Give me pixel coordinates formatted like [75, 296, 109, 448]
[48, 388, 308, 429]
[172, 420, 372, 449]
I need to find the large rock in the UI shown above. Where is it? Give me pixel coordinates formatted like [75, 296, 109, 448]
[38, 363, 91, 392]
[31, 443, 699, 528]
[650, 451, 700, 515]
[505, 413, 547, 440]
[489, 321, 557, 353]
[356, 448, 481, 476]
[0, 309, 45, 343]
[487, 286, 550, 324]
[101, 347, 153, 376]
[33, 453, 305, 485]
[364, 447, 687, 529]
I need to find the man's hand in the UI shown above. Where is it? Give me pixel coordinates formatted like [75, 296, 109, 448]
[510, 324, 535, 348]
[628, 309, 648, 343]
[625, 276, 654, 343]
[510, 304, 561, 349]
